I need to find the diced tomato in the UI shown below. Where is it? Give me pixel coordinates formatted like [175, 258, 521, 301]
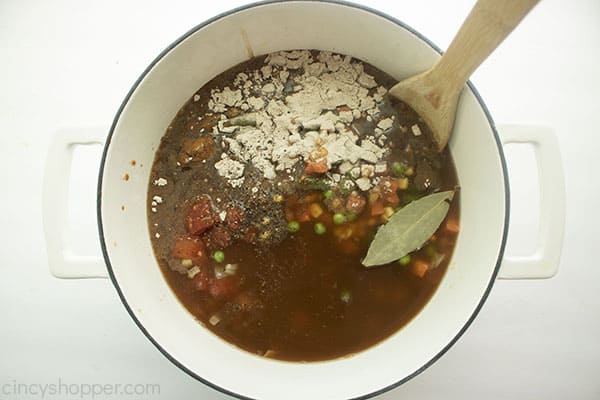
[172, 236, 209, 266]
[295, 204, 311, 222]
[186, 196, 216, 235]
[378, 177, 400, 206]
[346, 193, 366, 213]
[209, 276, 239, 299]
[370, 200, 385, 216]
[379, 177, 399, 193]
[225, 205, 244, 231]
[384, 192, 400, 207]
[203, 226, 232, 249]
[304, 158, 328, 175]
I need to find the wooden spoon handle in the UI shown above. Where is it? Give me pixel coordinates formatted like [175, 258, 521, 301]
[433, 0, 540, 90]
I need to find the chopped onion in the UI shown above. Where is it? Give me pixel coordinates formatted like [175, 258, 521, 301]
[187, 266, 201, 279]
[224, 263, 239, 275]
[214, 265, 226, 279]
[430, 252, 446, 269]
[209, 314, 221, 326]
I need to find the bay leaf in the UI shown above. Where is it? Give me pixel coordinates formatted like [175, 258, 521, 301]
[362, 190, 455, 267]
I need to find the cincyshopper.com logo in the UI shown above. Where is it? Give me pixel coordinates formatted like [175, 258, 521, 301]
[1, 378, 160, 399]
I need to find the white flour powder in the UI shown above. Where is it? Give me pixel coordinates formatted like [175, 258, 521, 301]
[208, 50, 394, 190]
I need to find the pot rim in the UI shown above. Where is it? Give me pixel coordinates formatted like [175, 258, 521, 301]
[97, 1, 510, 399]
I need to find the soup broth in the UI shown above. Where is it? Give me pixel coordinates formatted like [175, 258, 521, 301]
[147, 50, 459, 361]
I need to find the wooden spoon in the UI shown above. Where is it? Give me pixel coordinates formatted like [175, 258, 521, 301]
[389, 0, 540, 151]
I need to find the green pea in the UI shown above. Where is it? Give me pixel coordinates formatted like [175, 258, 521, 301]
[391, 161, 405, 177]
[340, 289, 352, 304]
[398, 254, 411, 266]
[287, 220, 300, 233]
[333, 213, 347, 225]
[213, 250, 225, 263]
[346, 211, 359, 222]
[323, 189, 334, 200]
[314, 222, 327, 235]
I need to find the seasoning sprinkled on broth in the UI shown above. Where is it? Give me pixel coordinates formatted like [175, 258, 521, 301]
[147, 50, 460, 361]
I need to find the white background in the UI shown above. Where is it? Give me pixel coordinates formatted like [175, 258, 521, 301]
[1, 0, 599, 399]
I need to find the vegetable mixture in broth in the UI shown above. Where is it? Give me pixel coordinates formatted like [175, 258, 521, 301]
[148, 50, 459, 361]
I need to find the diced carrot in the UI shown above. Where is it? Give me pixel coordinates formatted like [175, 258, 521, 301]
[411, 259, 430, 278]
[172, 236, 209, 266]
[304, 158, 328, 175]
[445, 218, 460, 233]
[370, 200, 385, 216]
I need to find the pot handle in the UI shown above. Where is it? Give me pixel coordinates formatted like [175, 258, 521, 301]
[43, 128, 109, 279]
[497, 124, 565, 279]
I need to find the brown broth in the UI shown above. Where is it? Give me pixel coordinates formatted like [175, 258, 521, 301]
[147, 51, 460, 361]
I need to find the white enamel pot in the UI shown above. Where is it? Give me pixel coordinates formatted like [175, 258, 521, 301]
[43, 1, 566, 399]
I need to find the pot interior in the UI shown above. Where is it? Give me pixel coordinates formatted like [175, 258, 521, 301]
[99, 2, 508, 399]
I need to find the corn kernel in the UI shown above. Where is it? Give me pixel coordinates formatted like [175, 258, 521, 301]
[382, 207, 395, 222]
[398, 177, 409, 190]
[181, 259, 193, 267]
